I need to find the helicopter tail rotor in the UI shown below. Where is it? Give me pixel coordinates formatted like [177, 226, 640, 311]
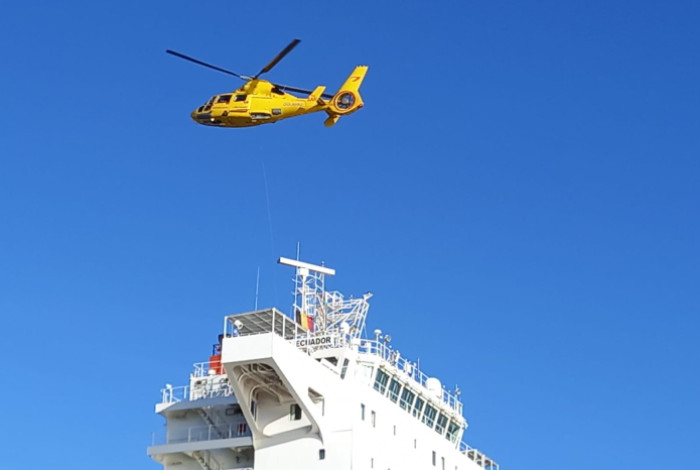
[325, 66, 369, 122]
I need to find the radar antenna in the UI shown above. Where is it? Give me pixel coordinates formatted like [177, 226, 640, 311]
[278, 257, 370, 339]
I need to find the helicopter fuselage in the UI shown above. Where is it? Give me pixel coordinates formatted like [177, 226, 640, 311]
[168, 40, 367, 128]
[192, 79, 327, 128]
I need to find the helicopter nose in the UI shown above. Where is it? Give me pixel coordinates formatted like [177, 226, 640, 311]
[191, 108, 211, 124]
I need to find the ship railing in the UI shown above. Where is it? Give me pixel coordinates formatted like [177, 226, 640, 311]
[190, 375, 234, 401]
[224, 308, 309, 341]
[160, 376, 233, 405]
[222, 309, 464, 414]
[224, 308, 358, 349]
[459, 441, 499, 470]
[357, 339, 464, 415]
[223, 309, 357, 355]
[161, 385, 186, 404]
[193, 361, 213, 377]
[151, 421, 251, 446]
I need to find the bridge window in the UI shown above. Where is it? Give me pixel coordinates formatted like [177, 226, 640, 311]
[388, 378, 401, 403]
[413, 396, 425, 418]
[446, 421, 460, 443]
[435, 413, 448, 435]
[361, 403, 366, 420]
[374, 370, 389, 394]
[422, 405, 437, 428]
[400, 388, 416, 411]
[319, 449, 326, 460]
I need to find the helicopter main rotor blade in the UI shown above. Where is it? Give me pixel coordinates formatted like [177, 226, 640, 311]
[253, 39, 301, 79]
[273, 83, 335, 99]
[166, 49, 251, 81]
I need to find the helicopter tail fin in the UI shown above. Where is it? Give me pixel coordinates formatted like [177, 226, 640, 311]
[327, 65, 368, 117]
[338, 65, 368, 94]
[308, 86, 327, 105]
[324, 114, 341, 127]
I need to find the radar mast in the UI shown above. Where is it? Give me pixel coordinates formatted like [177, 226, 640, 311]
[278, 257, 370, 339]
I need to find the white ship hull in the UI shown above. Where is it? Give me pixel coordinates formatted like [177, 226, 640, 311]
[148, 259, 498, 470]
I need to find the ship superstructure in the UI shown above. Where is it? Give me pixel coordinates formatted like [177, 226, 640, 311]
[148, 257, 499, 470]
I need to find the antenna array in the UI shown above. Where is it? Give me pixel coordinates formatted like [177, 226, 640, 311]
[278, 257, 370, 339]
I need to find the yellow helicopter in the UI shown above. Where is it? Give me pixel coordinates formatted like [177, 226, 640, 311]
[167, 39, 368, 128]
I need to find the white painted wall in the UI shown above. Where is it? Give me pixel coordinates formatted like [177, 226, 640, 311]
[221, 333, 486, 470]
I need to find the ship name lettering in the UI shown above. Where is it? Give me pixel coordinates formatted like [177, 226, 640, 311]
[296, 336, 332, 347]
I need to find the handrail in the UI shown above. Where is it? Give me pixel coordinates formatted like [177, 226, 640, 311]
[160, 374, 232, 404]
[161, 385, 188, 404]
[151, 422, 250, 446]
[355, 339, 463, 414]
[459, 441, 499, 470]
[222, 309, 463, 414]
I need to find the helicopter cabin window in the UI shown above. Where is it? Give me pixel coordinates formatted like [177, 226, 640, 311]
[217, 94, 232, 104]
[234, 94, 247, 102]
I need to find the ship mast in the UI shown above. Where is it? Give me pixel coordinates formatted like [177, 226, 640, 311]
[278, 257, 371, 339]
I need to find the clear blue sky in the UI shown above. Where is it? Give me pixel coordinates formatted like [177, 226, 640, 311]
[1, 1, 698, 468]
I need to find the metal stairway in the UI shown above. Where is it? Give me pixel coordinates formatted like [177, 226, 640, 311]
[197, 407, 228, 439]
[191, 450, 223, 470]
